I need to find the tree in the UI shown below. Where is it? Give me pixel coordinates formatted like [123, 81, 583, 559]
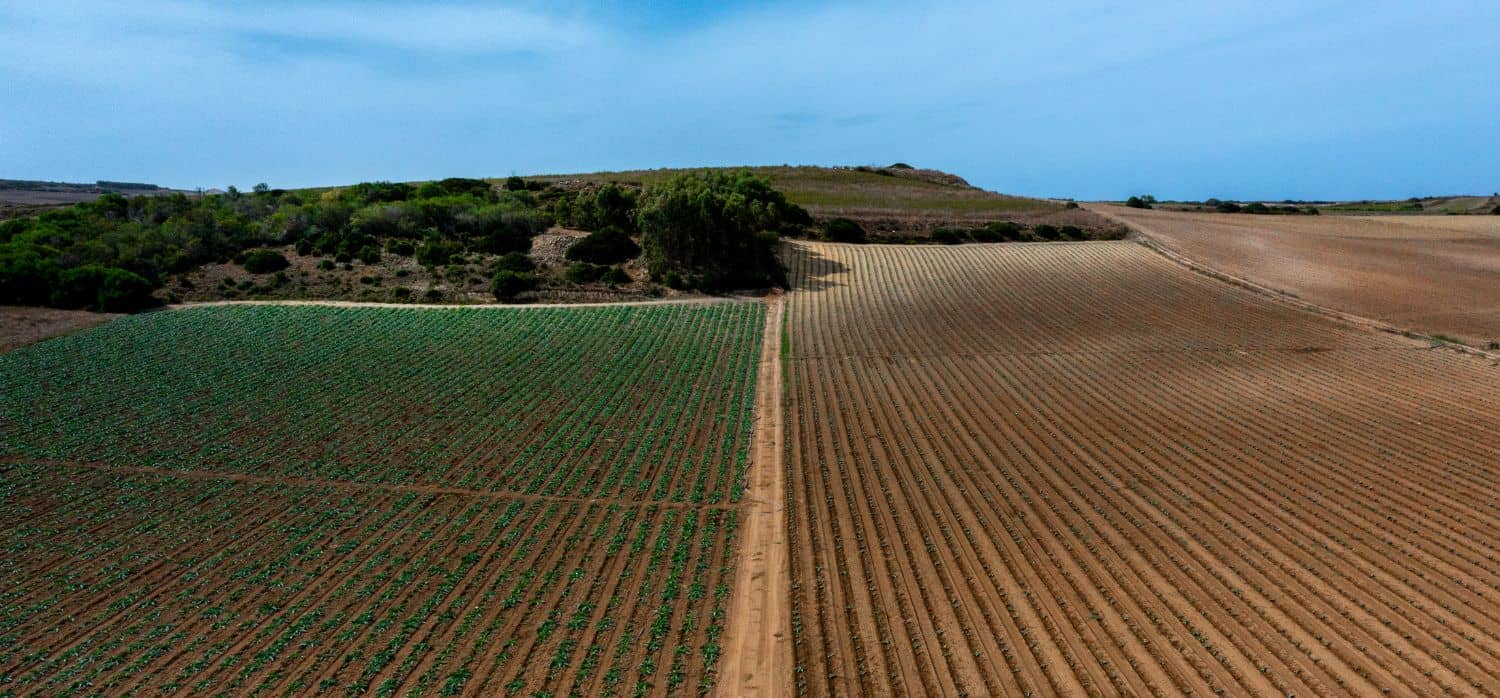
[1125, 195, 1153, 209]
[636, 170, 793, 290]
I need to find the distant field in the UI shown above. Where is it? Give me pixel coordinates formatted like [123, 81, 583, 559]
[1096, 204, 1500, 346]
[0, 302, 765, 695]
[533, 166, 1112, 237]
[782, 240, 1500, 695]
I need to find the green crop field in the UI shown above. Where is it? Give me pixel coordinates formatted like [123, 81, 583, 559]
[0, 302, 764, 696]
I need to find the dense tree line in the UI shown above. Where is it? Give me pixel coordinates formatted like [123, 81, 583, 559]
[0, 178, 551, 311]
[1, 170, 815, 310]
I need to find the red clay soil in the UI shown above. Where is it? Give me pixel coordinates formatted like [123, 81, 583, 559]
[0, 305, 120, 352]
[1094, 204, 1500, 346]
[781, 240, 1500, 696]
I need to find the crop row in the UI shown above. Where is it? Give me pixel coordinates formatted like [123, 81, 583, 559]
[782, 241, 1500, 696]
[0, 302, 762, 504]
[0, 464, 740, 696]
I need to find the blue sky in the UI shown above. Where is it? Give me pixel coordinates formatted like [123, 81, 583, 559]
[1, 0, 1496, 200]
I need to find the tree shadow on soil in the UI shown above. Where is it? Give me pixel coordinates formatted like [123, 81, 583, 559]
[779, 242, 849, 293]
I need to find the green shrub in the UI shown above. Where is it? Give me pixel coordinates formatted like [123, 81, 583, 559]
[1492, 204, 1500, 215]
[929, 227, 966, 244]
[1215, 201, 1242, 213]
[416, 238, 463, 266]
[822, 218, 866, 243]
[601, 266, 630, 286]
[975, 221, 1023, 242]
[386, 239, 415, 256]
[295, 239, 314, 256]
[889, 162, 914, 169]
[1058, 225, 1084, 240]
[318, 259, 336, 271]
[566, 226, 640, 264]
[0, 243, 60, 306]
[505, 176, 528, 191]
[494, 252, 535, 273]
[565, 262, 608, 283]
[491, 270, 537, 300]
[357, 246, 381, 264]
[241, 249, 290, 274]
[392, 287, 412, 299]
[1032, 224, 1060, 241]
[1125, 195, 1155, 209]
[1244, 202, 1271, 214]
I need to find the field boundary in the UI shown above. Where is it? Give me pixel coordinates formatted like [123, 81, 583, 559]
[0, 456, 737, 510]
[1088, 205, 1500, 364]
[716, 292, 793, 697]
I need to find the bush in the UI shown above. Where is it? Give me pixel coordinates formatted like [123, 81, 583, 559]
[356, 246, 381, 264]
[1244, 202, 1271, 214]
[50, 265, 156, 312]
[974, 221, 1023, 242]
[601, 266, 630, 286]
[385, 239, 415, 256]
[416, 237, 463, 266]
[318, 259, 336, 271]
[1125, 195, 1155, 209]
[1032, 224, 1060, 241]
[491, 270, 537, 300]
[0, 243, 60, 306]
[494, 251, 535, 273]
[565, 262, 608, 283]
[505, 176, 528, 191]
[566, 226, 640, 265]
[1215, 201, 1242, 213]
[821, 218, 866, 243]
[1058, 225, 1084, 240]
[637, 170, 792, 290]
[929, 227, 966, 244]
[889, 162, 914, 169]
[1492, 204, 1500, 215]
[241, 249, 290, 274]
[295, 239, 314, 256]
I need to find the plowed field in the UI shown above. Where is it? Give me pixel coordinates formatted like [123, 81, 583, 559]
[1095, 204, 1500, 345]
[782, 241, 1500, 696]
[0, 302, 767, 696]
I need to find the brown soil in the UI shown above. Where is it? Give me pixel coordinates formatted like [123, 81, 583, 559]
[717, 293, 792, 697]
[1094, 204, 1500, 346]
[781, 240, 1500, 696]
[0, 305, 120, 352]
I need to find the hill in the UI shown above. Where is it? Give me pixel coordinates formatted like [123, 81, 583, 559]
[532, 165, 1116, 239]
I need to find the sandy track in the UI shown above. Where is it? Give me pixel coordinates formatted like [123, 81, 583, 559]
[781, 240, 1500, 696]
[1092, 204, 1500, 345]
[717, 293, 793, 697]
